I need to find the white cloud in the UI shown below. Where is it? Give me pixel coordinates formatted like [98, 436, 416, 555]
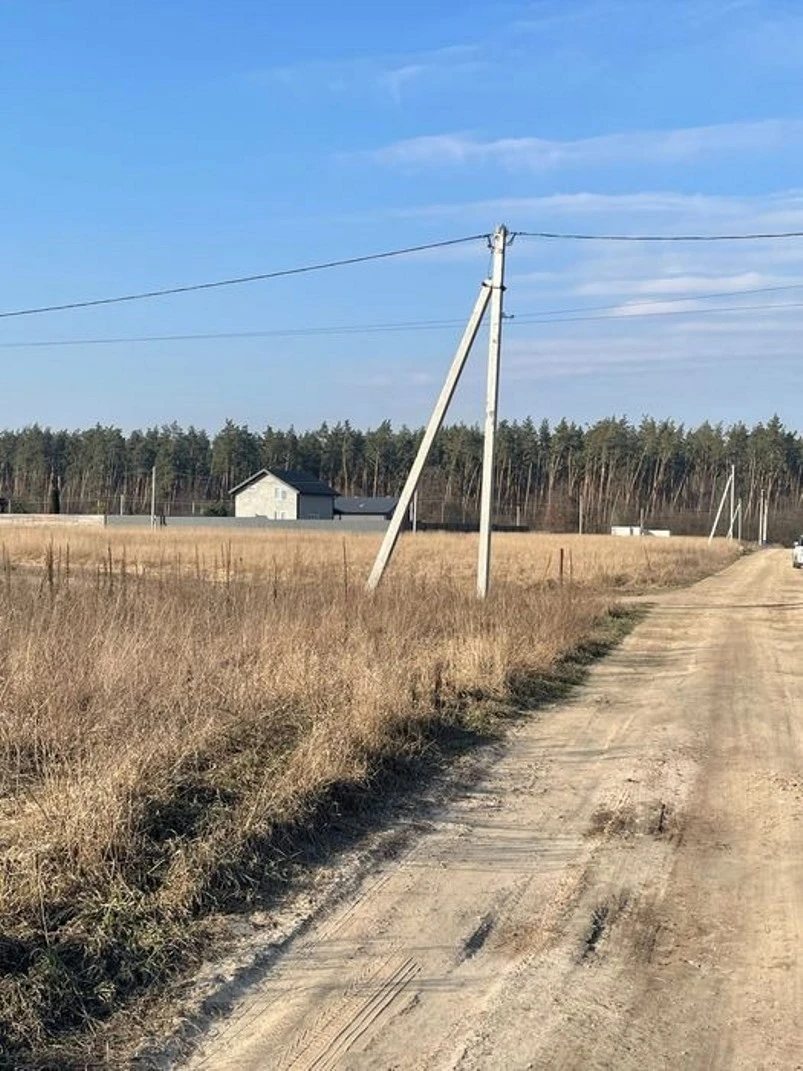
[377, 47, 485, 103]
[392, 191, 749, 219]
[510, 2, 627, 34]
[610, 299, 705, 317]
[368, 119, 803, 171]
[249, 45, 483, 102]
[500, 307, 803, 381]
[574, 271, 782, 297]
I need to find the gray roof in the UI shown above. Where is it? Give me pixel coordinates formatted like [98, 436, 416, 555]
[334, 496, 398, 515]
[230, 468, 337, 497]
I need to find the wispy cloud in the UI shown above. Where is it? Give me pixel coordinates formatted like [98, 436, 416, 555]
[377, 46, 485, 103]
[501, 307, 803, 382]
[248, 45, 484, 102]
[388, 191, 758, 221]
[368, 119, 803, 170]
[575, 271, 784, 297]
[609, 298, 705, 317]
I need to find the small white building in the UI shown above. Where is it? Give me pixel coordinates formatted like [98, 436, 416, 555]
[611, 525, 671, 538]
[230, 469, 336, 519]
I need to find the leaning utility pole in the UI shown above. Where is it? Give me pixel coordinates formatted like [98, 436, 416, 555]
[366, 279, 492, 590]
[477, 225, 507, 598]
[366, 225, 509, 595]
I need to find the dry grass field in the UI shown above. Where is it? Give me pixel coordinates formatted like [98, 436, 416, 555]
[0, 527, 739, 1064]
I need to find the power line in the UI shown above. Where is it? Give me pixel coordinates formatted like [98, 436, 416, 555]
[516, 229, 803, 242]
[0, 233, 490, 320]
[505, 279, 803, 321]
[512, 299, 803, 326]
[1, 300, 801, 352]
[4, 278, 803, 349]
[4, 225, 803, 324]
[0, 318, 466, 348]
[1, 293, 803, 351]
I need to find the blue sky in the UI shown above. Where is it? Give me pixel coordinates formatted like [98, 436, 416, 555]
[3, 0, 803, 432]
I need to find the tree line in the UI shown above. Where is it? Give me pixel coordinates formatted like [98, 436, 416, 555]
[0, 416, 801, 535]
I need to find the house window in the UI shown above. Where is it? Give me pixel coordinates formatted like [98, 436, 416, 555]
[274, 487, 281, 499]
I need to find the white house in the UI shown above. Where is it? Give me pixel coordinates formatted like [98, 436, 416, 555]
[230, 469, 336, 519]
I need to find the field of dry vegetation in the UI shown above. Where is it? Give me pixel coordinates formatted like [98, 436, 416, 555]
[0, 527, 739, 1065]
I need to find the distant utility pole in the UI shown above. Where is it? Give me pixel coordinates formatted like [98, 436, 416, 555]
[708, 466, 735, 543]
[366, 224, 509, 595]
[119, 492, 125, 516]
[477, 224, 507, 599]
[762, 490, 769, 545]
[150, 466, 157, 529]
[726, 465, 738, 540]
[578, 492, 584, 535]
[729, 463, 735, 539]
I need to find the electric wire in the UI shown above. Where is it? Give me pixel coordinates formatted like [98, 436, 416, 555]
[0, 318, 465, 348]
[502, 279, 803, 319]
[510, 299, 803, 326]
[4, 280, 803, 348]
[0, 233, 490, 320]
[5, 225, 803, 336]
[515, 229, 803, 241]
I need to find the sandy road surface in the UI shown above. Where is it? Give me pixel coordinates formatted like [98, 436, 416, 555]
[186, 550, 802, 1070]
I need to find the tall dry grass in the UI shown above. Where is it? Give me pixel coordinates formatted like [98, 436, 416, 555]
[0, 529, 738, 1064]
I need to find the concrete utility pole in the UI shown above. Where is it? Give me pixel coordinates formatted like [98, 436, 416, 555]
[150, 465, 157, 529]
[366, 281, 492, 591]
[729, 463, 736, 539]
[708, 467, 734, 543]
[725, 465, 739, 540]
[477, 225, 508, 599]
[762, 490, 769, 544]
[367, 224, 510, 596]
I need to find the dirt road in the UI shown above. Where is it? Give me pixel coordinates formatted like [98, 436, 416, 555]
[186, 549, 802, 1070]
